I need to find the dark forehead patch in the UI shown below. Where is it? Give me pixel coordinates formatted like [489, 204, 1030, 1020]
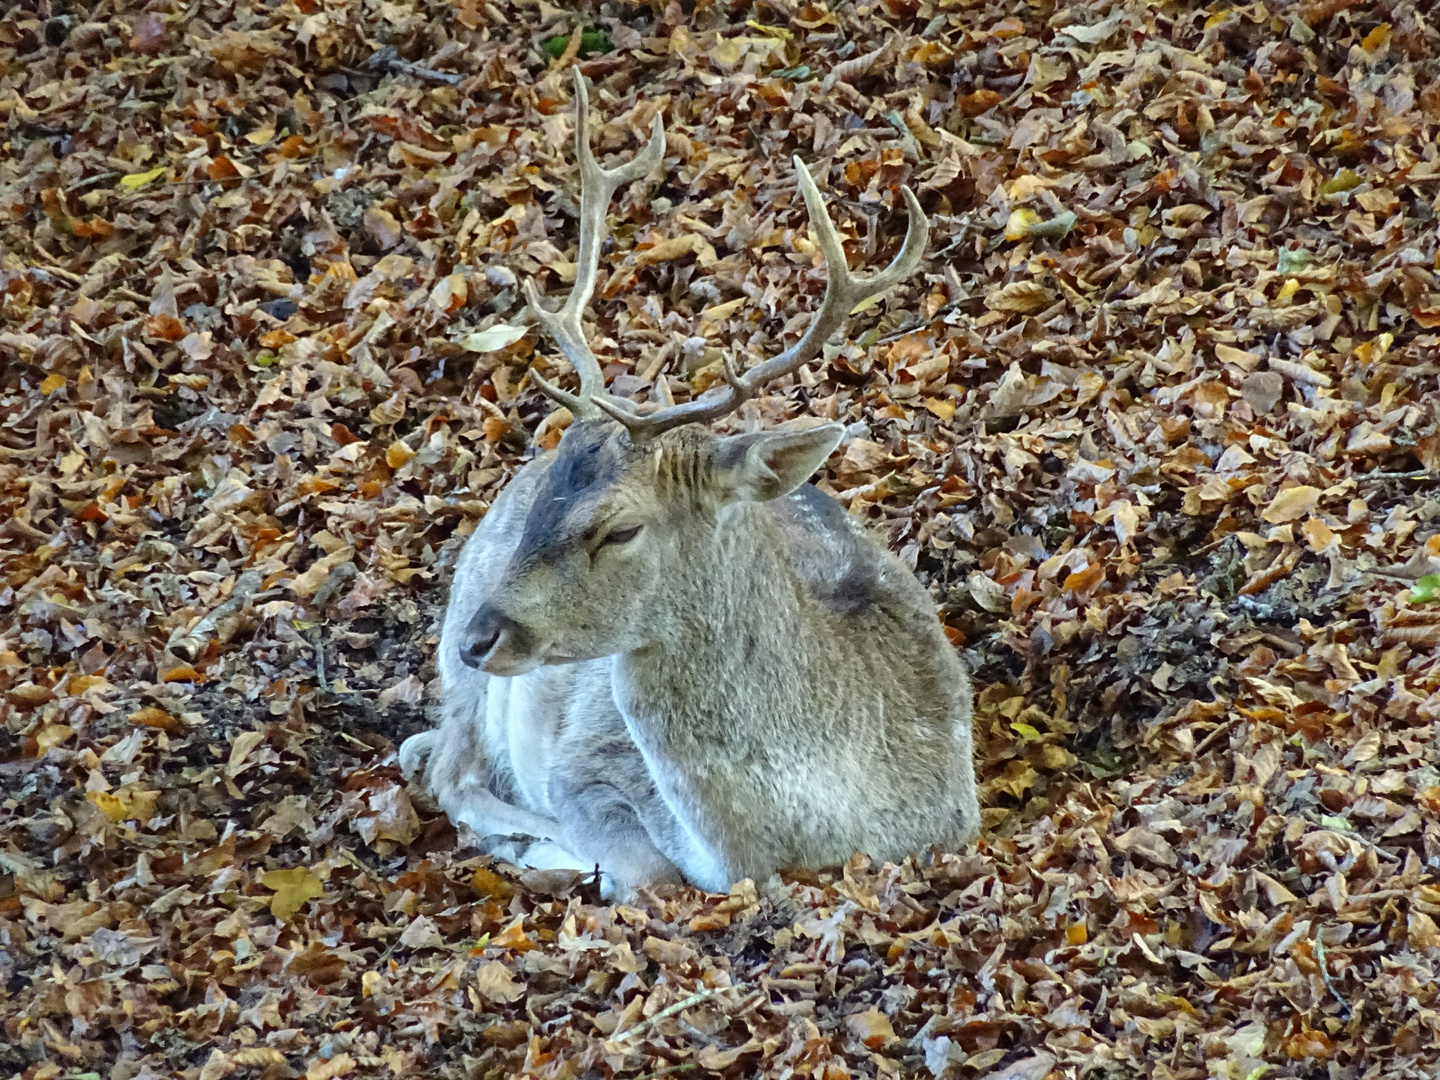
[516, 421, 628, 554]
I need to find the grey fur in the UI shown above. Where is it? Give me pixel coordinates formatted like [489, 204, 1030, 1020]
[400, 419, 978, 895]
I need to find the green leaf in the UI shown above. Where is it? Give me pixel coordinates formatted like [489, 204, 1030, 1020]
[1320, 168, 1362, 196]
[119, 167, 167, 191]
[1011, 722, 1043, 742]
[1411, 574, 1440, 603]
[543, 27, 612, 58]
[1277, 248, 1315, 274]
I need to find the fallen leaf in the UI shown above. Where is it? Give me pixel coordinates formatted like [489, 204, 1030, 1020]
[461, 324, 527, 352]
[845, 1006, 896, 1049]
[262, 867, 325, 920]
[475, 960, 525, 1003]
[1262, 485, 1321, 524]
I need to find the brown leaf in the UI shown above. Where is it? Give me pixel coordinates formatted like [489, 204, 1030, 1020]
[1112, 826, 1178, 867]
[986, 281, 1055, 314]
[474, 960, 525, 1003]
[1261, 485, 1321, 524]
[397, 915, 444, 950]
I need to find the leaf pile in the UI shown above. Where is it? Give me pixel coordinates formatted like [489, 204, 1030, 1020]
[2, 0, 1440, 1077]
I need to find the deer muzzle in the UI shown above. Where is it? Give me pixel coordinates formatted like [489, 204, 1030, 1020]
[461, 605, 537, 675]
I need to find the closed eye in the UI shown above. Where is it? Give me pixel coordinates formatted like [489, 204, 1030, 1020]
[601, 524, 642, 547]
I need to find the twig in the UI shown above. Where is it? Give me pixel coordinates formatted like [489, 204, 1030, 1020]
[1191, 717, 1239, 758]
[389, 58, 466, 85]
[1312, 935, 1351, 1019]
[66, 171, 121, 195]
[165, 570, 265, 661]
[608, 985, 739, 1045]
[29, 250, 83, 284]
[346, 50, 465, 86]
[1357, 470, 1432, 485]
[629, 1066, 696, 1080]
[875, 298, 966, 345]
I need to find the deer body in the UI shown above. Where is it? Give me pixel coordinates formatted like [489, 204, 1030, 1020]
[405, 425, 976, 893]
[400, 73, 978, 895]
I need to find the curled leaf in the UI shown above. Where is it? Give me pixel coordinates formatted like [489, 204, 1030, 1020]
[460, 324, 527, 352]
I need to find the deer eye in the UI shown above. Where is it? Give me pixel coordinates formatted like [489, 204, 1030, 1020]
[601, 524, 642, 547]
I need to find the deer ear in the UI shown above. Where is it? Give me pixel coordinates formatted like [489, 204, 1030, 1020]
[715, 423, 844, 503]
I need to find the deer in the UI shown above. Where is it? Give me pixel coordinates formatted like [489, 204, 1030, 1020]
[399, 72, 978, 897]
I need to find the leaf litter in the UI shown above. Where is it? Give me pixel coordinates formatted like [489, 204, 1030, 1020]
[1, 0, 1439, 1077]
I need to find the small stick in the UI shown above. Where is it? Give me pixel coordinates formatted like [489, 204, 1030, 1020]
[1313, 935, 1351, 1018]
[1191, 717, 1239, 758]
[608, 985, 739, 1045]
[631, 1066, 697, 1080]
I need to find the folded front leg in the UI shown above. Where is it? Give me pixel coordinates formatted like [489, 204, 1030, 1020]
[401, 719, 560, 843]
[554, 785, 683, 899]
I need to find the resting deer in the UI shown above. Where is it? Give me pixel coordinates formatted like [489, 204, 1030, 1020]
[400, 73, 978, 895]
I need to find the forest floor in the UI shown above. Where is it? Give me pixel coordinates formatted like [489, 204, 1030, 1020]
[2, 0, 1440, 1077]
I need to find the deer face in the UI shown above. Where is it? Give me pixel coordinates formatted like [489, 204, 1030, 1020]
[459, 419, 844, 676]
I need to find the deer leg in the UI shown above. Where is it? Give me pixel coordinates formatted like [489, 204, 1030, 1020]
[400, 721, 561, 842]
[446, 785, 565, 844]
[547, 732, 684, 895]
[552, 783, 683, 899]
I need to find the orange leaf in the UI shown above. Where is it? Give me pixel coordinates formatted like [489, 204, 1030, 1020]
[491, 916, 537, 953]
[72, 217, 114, 240]
[145, 314, 187, 341]
[130, 706, 184, 733]
[331, 422, 361, 446]
[259, 328, 297, 348]
[206, 155, 240, 181]
[9, 683, 56, 709]
[1063, 562, 1104, 593]
[1284, 1030, 1333, 1060]
[471, 866, 516, 900]
[960, 89, 1002, 116]
[1300, 517, 1335, 552]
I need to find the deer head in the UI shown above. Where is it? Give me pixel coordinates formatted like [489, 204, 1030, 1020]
[461, 72, 929, 677]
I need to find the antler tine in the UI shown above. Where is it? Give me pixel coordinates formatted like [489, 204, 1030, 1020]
[525, 68, 666, 415]
[607, 156, 929, 441]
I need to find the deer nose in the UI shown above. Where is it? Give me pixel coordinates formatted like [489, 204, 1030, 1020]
[461, 606, 521, 668]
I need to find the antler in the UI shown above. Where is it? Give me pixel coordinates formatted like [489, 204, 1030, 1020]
[524, 69, 666, 418]
[592, 157, 929, 440]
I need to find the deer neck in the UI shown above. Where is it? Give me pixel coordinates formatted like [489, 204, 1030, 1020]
[612, 501, 804, 737]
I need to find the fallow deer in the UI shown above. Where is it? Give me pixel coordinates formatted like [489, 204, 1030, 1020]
[400, 73, 978, 896]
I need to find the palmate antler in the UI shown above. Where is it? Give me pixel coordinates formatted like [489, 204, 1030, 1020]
[527, 70, 930, 439]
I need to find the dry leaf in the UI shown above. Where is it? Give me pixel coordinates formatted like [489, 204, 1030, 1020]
[475, 960, 525, 1003]
[262, 867, 325, 920]
[1262, 485, 1321, 523]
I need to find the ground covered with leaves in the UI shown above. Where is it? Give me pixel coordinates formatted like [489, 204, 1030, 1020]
[3, 0, 1440, 1076]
